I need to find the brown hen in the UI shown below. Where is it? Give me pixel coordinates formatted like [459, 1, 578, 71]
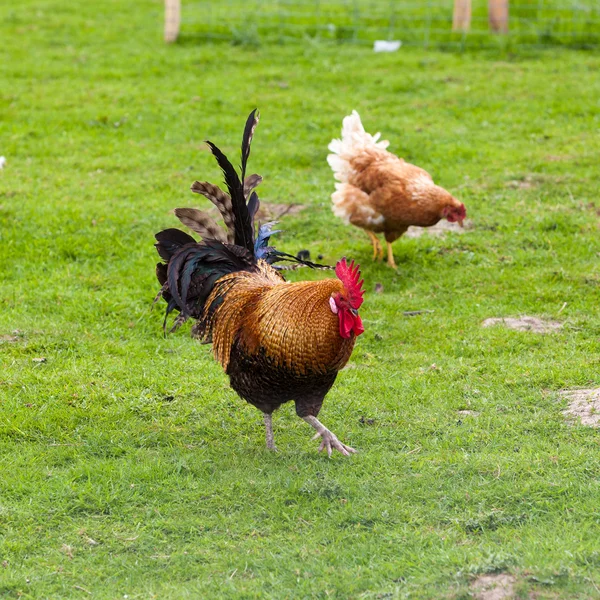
[328, 111, 467, 268]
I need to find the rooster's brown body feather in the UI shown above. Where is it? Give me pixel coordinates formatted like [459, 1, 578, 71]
[200, 265, 355, 417]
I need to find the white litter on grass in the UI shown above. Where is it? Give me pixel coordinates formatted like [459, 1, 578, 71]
[405, 218, 473, 238]
[0, 157, 6, 169]
[374, 40, 401, 52]
[457, 410, 480, 417]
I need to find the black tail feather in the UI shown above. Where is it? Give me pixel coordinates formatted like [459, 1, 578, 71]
[154, 110, 333, 336]
[247, 191, 260, 224]
[158, 230, 255, 325]
[266, 249, 333, 270]
[241, 109, 259, 184]
[155, 228, 196, 261]
[205, 140, 253, 253]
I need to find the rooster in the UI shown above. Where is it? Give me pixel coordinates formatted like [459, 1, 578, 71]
[328, 110, 467, 268]
[155, 111, 365, 456]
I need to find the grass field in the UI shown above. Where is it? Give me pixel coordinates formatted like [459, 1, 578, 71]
[184, 0, 600, 48]
[2, 0, 600, 598]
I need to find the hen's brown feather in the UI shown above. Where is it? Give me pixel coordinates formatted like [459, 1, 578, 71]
[328, 112, 464, 243]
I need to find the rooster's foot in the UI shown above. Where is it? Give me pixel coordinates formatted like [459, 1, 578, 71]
[302, 415, 356, 457]
[263, 413, 278, 452]
[312, 429, 356, 457]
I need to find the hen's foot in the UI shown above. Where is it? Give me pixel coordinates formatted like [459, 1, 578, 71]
[386, 241, 397, 269]
[366, 231, 383, 262]
[312, 429, 356, 457]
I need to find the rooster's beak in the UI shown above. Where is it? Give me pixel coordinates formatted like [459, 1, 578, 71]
[458, 219, 464, 228]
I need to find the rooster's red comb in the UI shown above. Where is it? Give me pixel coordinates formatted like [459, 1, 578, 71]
[335, 258, 365, 310]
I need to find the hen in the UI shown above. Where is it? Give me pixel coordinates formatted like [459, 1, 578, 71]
[155, 111, 365, 456]
[328, 110, 467, 268]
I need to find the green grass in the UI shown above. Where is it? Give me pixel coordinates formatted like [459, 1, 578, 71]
[184, 0, 600, 48]
[2, 0, 600, 598]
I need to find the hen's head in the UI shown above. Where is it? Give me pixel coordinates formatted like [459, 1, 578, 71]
[330, 258, 365, 339]
[442, 201, 467, 227]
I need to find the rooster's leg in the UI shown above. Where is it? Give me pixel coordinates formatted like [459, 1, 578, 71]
[302, 416, 356, 457]
[263, 413, 277, 451]
[366, 231, 383, 261]
[386, 241, 397, 269]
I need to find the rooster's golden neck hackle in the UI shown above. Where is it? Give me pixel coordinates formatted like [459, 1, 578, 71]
[155, 111, 364, 456]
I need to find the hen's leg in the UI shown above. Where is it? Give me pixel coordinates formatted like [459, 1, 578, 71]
[386, 241, 397, 269]
[302, 415, 356, 457]
[263, 413, 277, 451]
[366, 231, 383, 262]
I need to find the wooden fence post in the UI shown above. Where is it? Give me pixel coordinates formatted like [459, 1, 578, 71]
[453, 0, 472, 32]
[489, 0, 509, 33]
[164, 0, 181, 43]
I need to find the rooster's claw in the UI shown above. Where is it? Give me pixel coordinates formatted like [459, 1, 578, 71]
[311, 430, 356, 457]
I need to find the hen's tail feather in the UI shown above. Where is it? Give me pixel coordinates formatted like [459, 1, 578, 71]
[327, 110, 390, 183]
[174, 207, 228, 243]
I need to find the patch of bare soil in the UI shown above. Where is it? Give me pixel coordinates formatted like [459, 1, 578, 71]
[506, 176, 535, 189]
[0, 330, 24, 343]
[471, 573, 516, 600]
[482, 317, 562, 333]
[505, 174, 568, 190]
[404, 218, 473, 238]
[256, 203, 305, 221]
[458, 410, 480, 417]
[560, 388, 600, 427]
[544, 154, 572, 162]
[0, 335, 19, 343]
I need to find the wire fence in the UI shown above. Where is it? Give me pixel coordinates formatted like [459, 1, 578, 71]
[178, 0, 600, 49]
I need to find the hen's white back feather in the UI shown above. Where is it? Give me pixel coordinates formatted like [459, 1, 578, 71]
[327, 110, 390, 183]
